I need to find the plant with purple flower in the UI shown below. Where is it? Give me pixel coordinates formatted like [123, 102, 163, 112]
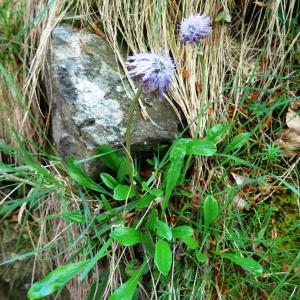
[126, 52, 175, 98]
[179, 14, 212, 140]
[125, 52, 175, 188]
[179, 14, 212, 45]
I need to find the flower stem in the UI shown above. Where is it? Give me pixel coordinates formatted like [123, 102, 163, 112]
[197, 48, 206, 135]
[125, 86, 142, 188]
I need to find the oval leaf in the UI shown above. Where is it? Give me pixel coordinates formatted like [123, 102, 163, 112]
[163, 158, 184, 211]
[180, 235, 198, 249]
[220, 253, 263, 276]
[154, 220, 172, 241]
[162, 139, 189, 211]
[224, 132, 250, 153]
[172, 226, 197, 249]
[110, 227, 141, 246]
[100, 173, 118, 189]
[113, 184, 135, 201]
[172, 225, 194, 237]
[206, 123, 231, 143]
[154, 239, 172, 275]
[186, 139, 217, 156]
[136, 194, 156, 209]
[204, 195, 219, 229]
[169, 139, 189, 160]
[117, 156, 129, 182]
[215, 11, 232, 23]
[141, 230, 155, 258]
[196, 251, 207, 263]
[27, 261, 89, 299]
[146, 209, 158, 230]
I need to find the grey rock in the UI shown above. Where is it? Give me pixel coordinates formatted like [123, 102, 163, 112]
[48, 25, 179, 177]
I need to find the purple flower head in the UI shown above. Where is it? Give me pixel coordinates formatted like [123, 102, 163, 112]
[180, 14, 212, 45]
[126, 52, 175, 98]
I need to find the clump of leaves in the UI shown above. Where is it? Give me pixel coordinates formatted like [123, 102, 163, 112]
[26, 124, 264, 299]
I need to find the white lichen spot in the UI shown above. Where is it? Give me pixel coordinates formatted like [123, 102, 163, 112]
[76, 78, 106, 107]
[116, 85, 123, 92]
[119, 127, 126, 136]
[94, 99, 123, 127]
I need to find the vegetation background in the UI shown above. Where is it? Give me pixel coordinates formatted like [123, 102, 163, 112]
[0, 0, 299, 299]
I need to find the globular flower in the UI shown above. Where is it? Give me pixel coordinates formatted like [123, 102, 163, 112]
[126, 52, 175, 98]
[179, 14, 212, 45]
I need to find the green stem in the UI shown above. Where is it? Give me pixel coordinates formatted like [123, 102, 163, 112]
[125, 86, 142, 188]
[196, 48, 206, 135]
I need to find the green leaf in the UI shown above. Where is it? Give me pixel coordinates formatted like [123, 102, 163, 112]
[141, 182, 163, 197]
[125, 259, 141, 277]
[220, 253, 263, 276]
[141, 230, 155, 257]
[136, 194, 156, 209]
[109, 262, 146, 300]
[117, 156, 129, 182]
[97, 146, 121, 171]
[146, 209, 158, 230]
[218, 153, 258, 169]
[100, 173, 118, 189]
[186, 139, 217, 156]
[215, 11, 232, 23]
[206, 123, 231, 143]
[113, 184, 135, 201]
[161, 138, 189, 211]
[223, 132, 250, 153]
[154, 239, 172, 275]
[63, 212, 85, 223]
[248, 102, 269, 116]
[110, 227, 141, 246]
[204, 195, 219, 228]
[163, 158, 184, 211]
[27, 261, 89, 299]
[100, 194, 112, 211]
[180, 236, 198, 249]
[66, 157, 108, 194]
[169, 139, 189, 159]
[172, 225, 194, 237]
[172, 226, 197, 249]
[196, 251, 207, 263]
[154, 220, 172, 241]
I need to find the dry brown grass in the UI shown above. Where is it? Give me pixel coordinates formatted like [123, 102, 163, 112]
[2, 0, 298, 153]
[81, 0, 298, 184]
[0, 0, 40, 151]
[95, 0, 298, 136]
[0, 0, 70, 156]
